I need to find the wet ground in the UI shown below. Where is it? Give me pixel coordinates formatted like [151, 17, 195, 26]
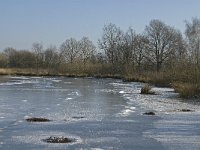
[0, 76, 199, 149]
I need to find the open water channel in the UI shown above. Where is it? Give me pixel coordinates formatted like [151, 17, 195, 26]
[0, 76, 200, 149]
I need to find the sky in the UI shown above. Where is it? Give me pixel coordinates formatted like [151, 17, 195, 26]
[0, 0, 200, 50]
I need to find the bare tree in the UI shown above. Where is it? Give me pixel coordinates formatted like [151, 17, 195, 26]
[4, 48, 35, 68]
[0, 52, 8, 67]
[44, 46, 60, 70]
[185, 18, 200, 65]
[185, 18, 200, 83]
[80, 37, 96, 67]
[32, 42, 44, 69]
[145, 19, 181, 72]
[60, 38, 80, 64]
[117, 27, 135, 66]
[134, 34, 149, 72]
[98, 23, 122, 65]
[4, 47, 17, 67]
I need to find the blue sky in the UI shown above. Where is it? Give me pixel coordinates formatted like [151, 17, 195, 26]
[0, 0, 199, 50]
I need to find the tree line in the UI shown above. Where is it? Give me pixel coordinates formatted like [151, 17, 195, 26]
[0, 18, 200, 85]
[0, 37, 96, 70]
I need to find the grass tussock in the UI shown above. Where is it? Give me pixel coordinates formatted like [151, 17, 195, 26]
[26, 117, 51, 122]
[141, 84, 155, 95]
[172, 83, 200, 98]
[143, 111, 156, 115]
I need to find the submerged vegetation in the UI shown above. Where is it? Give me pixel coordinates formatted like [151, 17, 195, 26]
[0, 18, 200, 98]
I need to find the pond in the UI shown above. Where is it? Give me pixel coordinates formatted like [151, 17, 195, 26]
[0, 76, 200, 149]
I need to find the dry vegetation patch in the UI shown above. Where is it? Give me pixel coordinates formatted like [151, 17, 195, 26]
[141, 84, 155, 95]
[26, 117, 51, 122]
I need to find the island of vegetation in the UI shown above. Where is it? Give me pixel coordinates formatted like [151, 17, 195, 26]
[0, 18, 200, 98]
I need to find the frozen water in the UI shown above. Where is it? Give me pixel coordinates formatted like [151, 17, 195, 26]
[0, 76, 199, 149]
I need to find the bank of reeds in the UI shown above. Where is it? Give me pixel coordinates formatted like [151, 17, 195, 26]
[172, 83, 200, 98]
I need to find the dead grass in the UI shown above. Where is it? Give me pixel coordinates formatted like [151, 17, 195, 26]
[172, 82, 200, 98]
[141, 84, 155, 95]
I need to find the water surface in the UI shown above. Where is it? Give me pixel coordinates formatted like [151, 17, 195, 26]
[0, 76, 199, 149]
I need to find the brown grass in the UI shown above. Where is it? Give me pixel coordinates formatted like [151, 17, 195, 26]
[141, 84, 155, 95]
[172, 82, 200, 98]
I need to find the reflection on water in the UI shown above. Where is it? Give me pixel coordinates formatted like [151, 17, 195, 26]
[0, 76, 199, 149]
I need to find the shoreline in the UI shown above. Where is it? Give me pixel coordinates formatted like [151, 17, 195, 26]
[0, 68, 199, 99]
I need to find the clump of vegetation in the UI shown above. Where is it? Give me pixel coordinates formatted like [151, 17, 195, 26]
[179, 109, 193, 112]
[72, 116, 85, 119]
[42, 136, 74, 143]
[26, 117, 51, 122]
[173, 83, 200, 98]
[143, 111, 155, 115]
[141, 84, 155, 95]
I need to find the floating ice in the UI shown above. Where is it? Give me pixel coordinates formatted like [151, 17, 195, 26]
[9, 76, 29, 80]
[117, 107, 135, 117]
[119, 91, 125, 94]
[51, 80, 62, 83]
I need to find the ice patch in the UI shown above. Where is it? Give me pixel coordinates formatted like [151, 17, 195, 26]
[51, 80, 62, 83]
[119, 91, 125, 94]
[24, 115, 30, 119]
[118, 107, 135, 117]
[9, 76, 30, 80]
[110, 82, 128, 87]
[68, 91, 81, 96]
[0, 82, 23, 86]
[65, 98, 73, 100]
[95, 89, 117, 94]
[87, 137, 119, 144]
[64, 82, 72, 84]
[12, 131, 82, 147]
[0, 80, 39, 86]
[129, 106, 136, 110]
